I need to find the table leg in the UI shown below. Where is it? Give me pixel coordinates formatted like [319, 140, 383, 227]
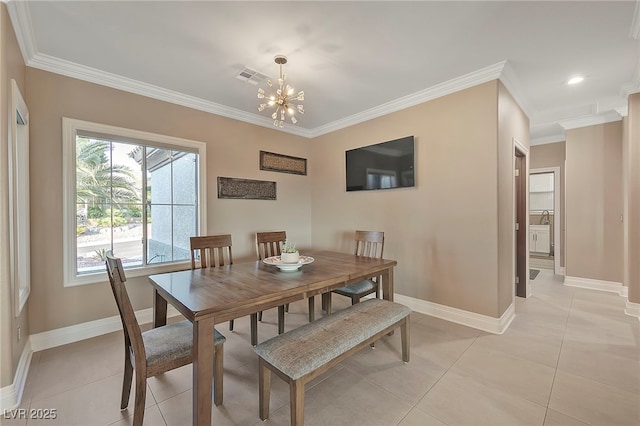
[382, 267, 394, 302]
[278, 306, 285, 334]
[193, 317, 215, 426]
[153, 289, 168, 328]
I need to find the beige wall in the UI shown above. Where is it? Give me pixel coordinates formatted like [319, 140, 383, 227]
[25, 68, 312, 334]
[310, 81, 527, 318]
[565, 122, 623, 282]
[530, 142, 566, 267]
[1, 3, 28, 388]
[627, 94, 640, 302]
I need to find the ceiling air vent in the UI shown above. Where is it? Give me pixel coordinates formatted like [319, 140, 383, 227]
[236, 67, 268, 85]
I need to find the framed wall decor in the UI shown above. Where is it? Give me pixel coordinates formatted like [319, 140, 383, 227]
[217, 177, 276, 200]
[260, 150, 307, 175]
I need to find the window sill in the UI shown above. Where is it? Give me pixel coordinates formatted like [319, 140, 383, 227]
[64, 261, 191, 287]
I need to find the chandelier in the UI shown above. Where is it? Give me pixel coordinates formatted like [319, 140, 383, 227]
[257, 55, 304, 127]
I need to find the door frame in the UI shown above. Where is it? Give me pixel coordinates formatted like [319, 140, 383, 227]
[514, 138, 529, 298]
[530, 166, 562, 275]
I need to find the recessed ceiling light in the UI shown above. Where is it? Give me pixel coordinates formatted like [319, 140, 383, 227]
[567, 76, 584, 85]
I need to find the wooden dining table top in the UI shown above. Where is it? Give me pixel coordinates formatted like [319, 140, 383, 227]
[148, 249, 397, 324]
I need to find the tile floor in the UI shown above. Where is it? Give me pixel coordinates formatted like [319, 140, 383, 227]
[4, 269, 639, 425]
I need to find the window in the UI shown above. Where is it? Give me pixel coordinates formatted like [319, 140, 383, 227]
[63, 118, 206, 286]
[530, 172, 554, 213]
[366, 168, 397, 189]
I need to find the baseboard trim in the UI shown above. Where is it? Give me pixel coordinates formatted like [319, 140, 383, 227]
[0, 339, 33, 411]
[2, 306, 182, 411]
[394, 294, 515, 334]
[564, 276, 627, 297]
[625, 300, 640, 321]
[30, 306, 181, 352]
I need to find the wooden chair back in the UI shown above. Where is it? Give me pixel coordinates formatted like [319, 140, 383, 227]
[190, 234, 233, 269]
[354, 230, 384, 259]
[105, 253, 145, 364]
[256, 231, 287, 260]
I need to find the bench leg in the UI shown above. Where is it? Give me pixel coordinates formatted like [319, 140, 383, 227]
[308, 297, 315, 322]
[258, 359, 271, 420]
[401, 317, 410, 363]
[290, 380, 305, 426]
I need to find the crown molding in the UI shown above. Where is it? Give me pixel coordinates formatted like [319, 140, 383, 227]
[622, 66, 640, 97]
[615, 105, 628, 117]
[310, 61, 508, 137]
[27, 53, 314, 138]
[498, 60, 533, 119]
[530, 134, 566, 146]
[6, 0, 37, 60]
[559, 110, 623, 131]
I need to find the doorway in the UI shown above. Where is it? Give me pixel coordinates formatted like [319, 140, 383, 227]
[515, 145, 528, 298]
[529, 167, 561, 275]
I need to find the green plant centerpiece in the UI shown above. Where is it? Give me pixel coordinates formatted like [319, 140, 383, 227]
[280, 239, 300, 263]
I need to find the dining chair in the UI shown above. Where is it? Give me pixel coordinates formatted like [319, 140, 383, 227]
[190, 234, 259, 347]
[255, 231, 294, 333]
[323, 230, 385, 315]
[106, 253, 226, 426]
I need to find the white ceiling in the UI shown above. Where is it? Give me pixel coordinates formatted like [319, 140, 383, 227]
[7, 1, 640, 142]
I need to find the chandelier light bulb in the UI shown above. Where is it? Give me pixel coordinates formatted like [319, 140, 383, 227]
[256, 55, 305, 127]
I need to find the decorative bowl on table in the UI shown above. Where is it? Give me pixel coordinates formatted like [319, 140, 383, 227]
[263, 255, 314, 271]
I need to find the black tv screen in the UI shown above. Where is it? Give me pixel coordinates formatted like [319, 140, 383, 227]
[346, 136, 415, 192]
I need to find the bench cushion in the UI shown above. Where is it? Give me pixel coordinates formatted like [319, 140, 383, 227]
[254, 299, 410, 380]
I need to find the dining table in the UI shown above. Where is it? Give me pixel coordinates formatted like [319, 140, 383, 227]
[148, 249, 397, 426]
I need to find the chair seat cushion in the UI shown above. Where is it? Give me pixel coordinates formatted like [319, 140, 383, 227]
[142, 320, 225, 368]
[332, 279, 376, 296]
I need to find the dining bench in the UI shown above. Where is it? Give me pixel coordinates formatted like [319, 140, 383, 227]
[253, 298, 411, 426]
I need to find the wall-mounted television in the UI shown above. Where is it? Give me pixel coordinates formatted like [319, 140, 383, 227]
[346, 136, 415, 192]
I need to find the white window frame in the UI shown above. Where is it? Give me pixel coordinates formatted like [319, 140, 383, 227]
[62, 118, 207, 287]
[9, 80, 31, 315]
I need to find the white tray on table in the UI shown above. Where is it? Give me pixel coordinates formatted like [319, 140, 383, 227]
[263, 255, 314, 271]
